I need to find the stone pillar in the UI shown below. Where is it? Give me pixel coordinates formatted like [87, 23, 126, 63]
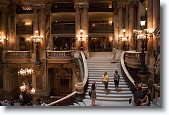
[153, 0, 160, 50]
[128, 1, 135, 50]
[32, 5, 38, 52]
[125, 4, 129, 49]
[74, 0, 89, 52]
[45, 4, 52, 50]
[8, 4, 16, 50]
[113, 10, 119, 48]
[146, 0, 154, 65]
[74, 2, 80, 50]
[39, 5, 45, 51]
[81, 2, 89, 51]
[117, 2, 124, 49]
[0, 6, 7, 49]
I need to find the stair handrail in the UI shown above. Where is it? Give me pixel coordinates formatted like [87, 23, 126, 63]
[121, 51, 135, 91]
[45, 91, 77, 106]
[80, 51, 88, 87]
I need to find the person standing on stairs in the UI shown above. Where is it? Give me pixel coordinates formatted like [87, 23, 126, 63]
[114, 70, 120, 91]
[102, 72, 109, 95]
[111, 47, 117, 62]
[91, 82, 97, 106]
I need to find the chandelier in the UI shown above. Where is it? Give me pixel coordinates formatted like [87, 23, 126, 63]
[18, 68, 33, 76]
[31, 30, 43, 43]
[20, 82, 35, 94]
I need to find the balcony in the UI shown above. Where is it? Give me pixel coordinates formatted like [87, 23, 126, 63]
[124, 51, 140, 69]
[47, 50, 74, 63]
[5, 51, 32, 63]
[17, 24, 33, 35]
[51, 23, 75, 34]
[89, 23, 113, 33]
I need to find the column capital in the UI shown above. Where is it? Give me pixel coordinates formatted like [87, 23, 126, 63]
[128, 0, 139, 8]
[117, 2, 125, 9]
[9, 4, 16, 14]
[45, 4, 52, 14]
[74, 2, 89, 12]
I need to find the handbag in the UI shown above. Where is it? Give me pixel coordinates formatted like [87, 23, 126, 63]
[89, 91, 91, 97]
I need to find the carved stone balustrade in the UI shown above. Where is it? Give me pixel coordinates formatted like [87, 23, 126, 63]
[89, 23, 113, 33]
[17, 24, 33, 35]
[51, 23, 75, 34]
[5, 51, 32, 63]
[75, 82, 84, 94]
[124, 51, 140, 68]
[47, 50, 74, 63]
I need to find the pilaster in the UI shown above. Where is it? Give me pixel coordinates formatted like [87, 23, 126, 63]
[146, 0, 153, 65]
[153, 0, 160, 51]
[8, 4, 16, 50]
[113, 10, 119, 47]
[45, 4, 52, 50]
[74, 0, 89, 51]
[128, 1, 135, 50]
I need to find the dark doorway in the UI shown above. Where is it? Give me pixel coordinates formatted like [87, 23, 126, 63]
[53, 37, 75, 51]
[89, 37, 112, 52]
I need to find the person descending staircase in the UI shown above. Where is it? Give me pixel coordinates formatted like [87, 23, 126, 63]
[83, 51, 133, 106]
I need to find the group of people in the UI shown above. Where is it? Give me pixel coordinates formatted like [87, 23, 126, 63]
[0, 97, 14, 106]
[90, 70, 120, 106]
[130, 82, 151, 106]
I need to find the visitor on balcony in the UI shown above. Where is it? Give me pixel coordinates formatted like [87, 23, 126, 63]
[102, 72, 109, 95]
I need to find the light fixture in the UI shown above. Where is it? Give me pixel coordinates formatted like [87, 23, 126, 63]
[31, 30, 43, 64]
[19, 82, 35, 106]
[78, 29, 86, 51]
[20, 82, 35, 94]
[31, 30, 43, 43]
[0, 32, 6, 44]
[18, 68, 33, 76]
[140, 15, 146, 28]
[0, 32, 6, 65]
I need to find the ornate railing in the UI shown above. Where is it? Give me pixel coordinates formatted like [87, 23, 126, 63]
[46, 51, 88, 106]
[124, 51, 140, 69]
[16, 24, 33, 34]
[46, 92, 77, 106]
[47, 50, 74, 59]
[121, 51, 135, 92]
[51, 23, 75, 34]
[6, 51, 32, 60]
[89, 23, 113, 33]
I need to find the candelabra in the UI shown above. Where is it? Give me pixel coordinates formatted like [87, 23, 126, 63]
[118, 29, 129, 50]
[18, 68, 33, 76]
[78, 29, 85, 51]
[31, 30, 43, 64]
[20, 82, 35, 106]
[0, 32, 6, 65]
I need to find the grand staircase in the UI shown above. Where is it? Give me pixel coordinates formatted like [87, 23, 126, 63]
[71, 51, 133, 106]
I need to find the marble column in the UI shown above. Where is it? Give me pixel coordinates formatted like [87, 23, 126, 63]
[74, 2, 80, 50]
[125, 4, 129, 49]
[117, 2, 124, 49]
[45, 4, 52, 50]
[146, 0, 154, 65]
[128, 1, 135, 50]
[113, 9, 119, 48]
[32, 5, 38, 52]
[8, 4, 16, 50]
[1, 6, 7, 43]
[81, 2, 89, 51]
[39, 5, 45, 51]
[153, 0, 160, 51]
